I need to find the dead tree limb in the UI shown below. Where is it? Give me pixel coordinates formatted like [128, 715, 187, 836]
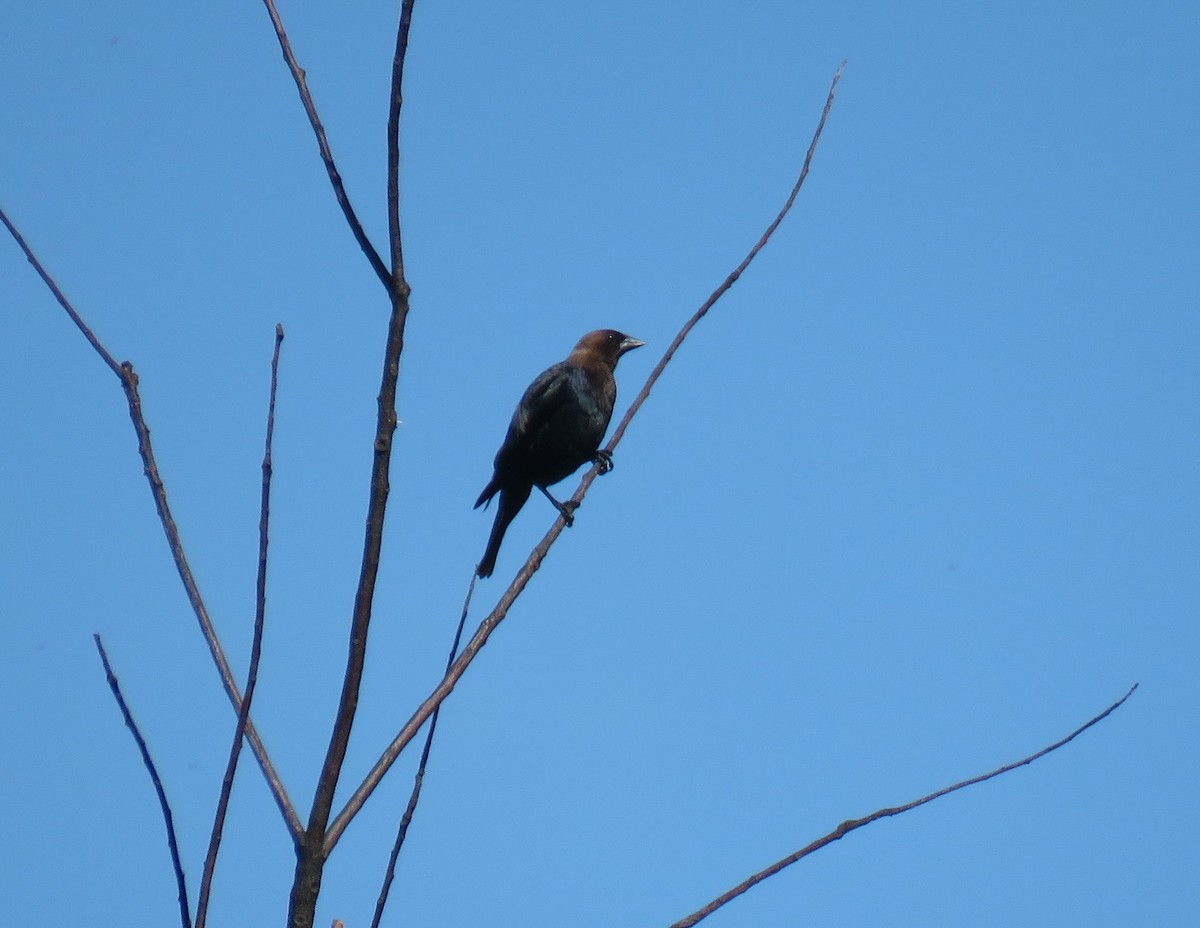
[259, 0, 391, 289]
[283, 2, 418, 925]
[1, 205, 302, 840]
[195, 324, 286, 928]
[94, 634, 193, 928]
[370, 573, 478, 928]
[668, 684, 1140, 927]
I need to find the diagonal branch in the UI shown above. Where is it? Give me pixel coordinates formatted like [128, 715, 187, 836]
[2, 205, 303, 841]
[195, 325, 286, 928]
[370, 573, 478, 928]
[94, 634, 193, 928]
[325, 62, 847, 851]
[259, 0, 392, 290]
[668, 683, 1139, 927]
[2, 207, 121, 373]
[604, 60, 845, 457]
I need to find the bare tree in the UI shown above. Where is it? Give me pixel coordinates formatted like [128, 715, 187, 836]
[1, 4, 1137, 927]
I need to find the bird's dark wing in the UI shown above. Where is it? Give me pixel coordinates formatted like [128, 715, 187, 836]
[495, 362, 573, 466]
[475, 363, 573, 511]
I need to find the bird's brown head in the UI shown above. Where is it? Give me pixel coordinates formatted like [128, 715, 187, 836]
[570, 329, 646, 368]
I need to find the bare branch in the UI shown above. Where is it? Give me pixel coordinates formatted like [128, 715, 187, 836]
[288, 4, 417, 925]
[605, 61, 846, 456]
[2, 206, 303, 840]
[327, 62, 846, 850]
[259, 1, 392, 290]
[302, 0, 415, 849]
[196, 325, 286, 928]
[1, 206, 121, 374]
[668, 684, 1140, 928]
[387, 0, 416, 285]
[94, 634, 193, 928]
[371, 573, 478, 928]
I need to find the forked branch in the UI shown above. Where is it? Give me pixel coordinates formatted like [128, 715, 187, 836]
[285, 3, 417, 925]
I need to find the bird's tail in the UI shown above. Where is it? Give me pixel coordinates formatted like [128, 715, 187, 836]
[474, 477, 499, 511]
[477, 484, 531, 578]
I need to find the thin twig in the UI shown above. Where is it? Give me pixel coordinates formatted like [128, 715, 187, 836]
[2, 206, 121, 373]
[289, 4, 418, 924]
[2, 206, 303, 840]
[605, 61, 845, 457]
[195, 325, 286, 928]
[387, 0, 416, 286]
[326, 63, 846, 851]
[668, 683, 1139, 927]
[259, 0, 391, 289]
[94, 634, 193, 928]
[370, 573, 477, 928]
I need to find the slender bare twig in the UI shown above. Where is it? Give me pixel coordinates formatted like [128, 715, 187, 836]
[325, 63, 846, 852]
[195, 325, 286, 928]
[1, 207, 121, 372]
[259, 0, 391, 289]
[668, 683, 1139, 927]
[94, 634, 193, 928]
[288, 5, 417, 925]
[386, 0, 416, 287]
[370, 573, 477, 928]
[605, 61, 845, 457]
[2, 206, 303, 840]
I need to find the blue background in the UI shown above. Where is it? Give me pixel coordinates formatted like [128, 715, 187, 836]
[2, 2, 1196, 925]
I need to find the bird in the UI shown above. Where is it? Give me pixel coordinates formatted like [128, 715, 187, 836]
[474, 328, 645, 578]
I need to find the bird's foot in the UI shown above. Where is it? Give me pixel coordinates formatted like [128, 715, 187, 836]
[556, 499, 579, 526]
[594, 450, 614, 475]
[538, 484, 578, 525]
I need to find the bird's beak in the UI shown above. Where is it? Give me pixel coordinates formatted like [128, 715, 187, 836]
[619, 336, 646, 355]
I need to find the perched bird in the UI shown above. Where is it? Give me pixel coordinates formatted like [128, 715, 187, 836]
[475, 329, 645, 578]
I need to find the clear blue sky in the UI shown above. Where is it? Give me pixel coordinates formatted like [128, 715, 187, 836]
[2, 2, 1196, 925]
